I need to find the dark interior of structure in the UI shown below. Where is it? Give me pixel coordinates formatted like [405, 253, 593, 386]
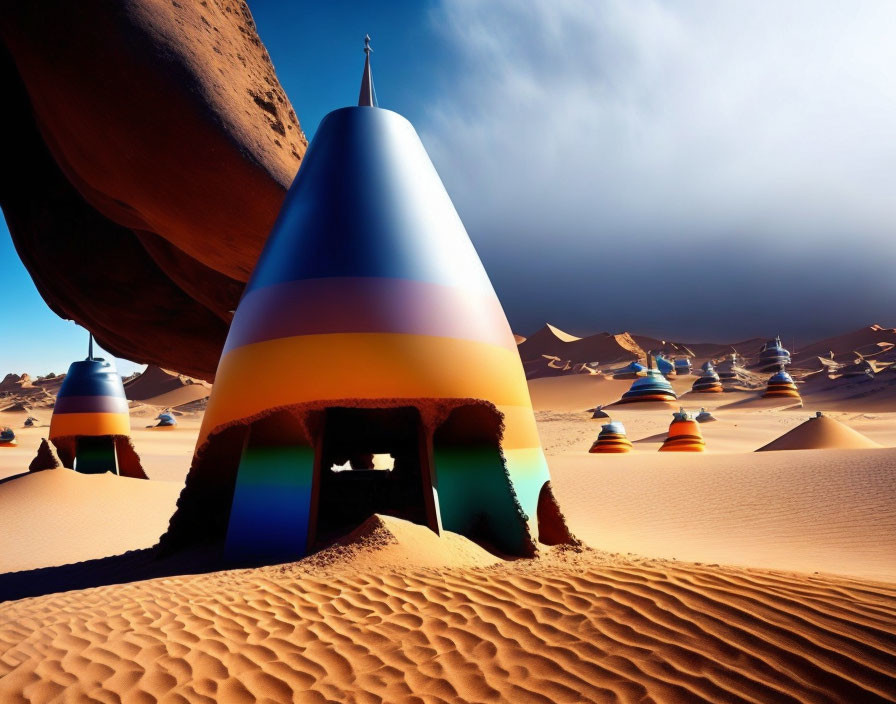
[313, 406, 434, 546]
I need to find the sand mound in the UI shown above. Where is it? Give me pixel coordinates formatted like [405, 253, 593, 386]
[124, 365, 210, 402]
[551, 449, 896, 581]
[305, 514, 500, 570]
[0, 469, 182, 573]
[1, 553, 894, 703]
[757, 414, 880, 451]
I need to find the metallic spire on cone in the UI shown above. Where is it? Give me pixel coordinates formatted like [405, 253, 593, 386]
[358, 34, 377, 107]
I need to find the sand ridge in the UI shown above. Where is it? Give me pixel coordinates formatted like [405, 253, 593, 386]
[1, 549, 894, 703]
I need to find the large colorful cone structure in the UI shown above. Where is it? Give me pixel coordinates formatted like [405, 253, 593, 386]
[691, 361, 723, 393]
[659, 408, 706, 452]
[160, 40, 564, 565]
[758, 336, 791, 372]
[47, 334, 146, 478]
[0, 427, 16, 447]
[589, 421, 632, 453]
[615, 353, 678, 405]
[763, 365, 801, 399]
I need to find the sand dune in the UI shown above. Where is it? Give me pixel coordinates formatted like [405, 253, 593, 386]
[0, 469, 182, 573]
[757, 413, 880, 451]
[1, 545, 894, 703]
[550, 449, 896, 581]
[794, 323, 896, 362]
[124, 365, 211, 408]
[517, 324, 645, 369]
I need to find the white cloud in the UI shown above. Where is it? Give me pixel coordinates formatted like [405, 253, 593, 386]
[422, 0, 896, 248]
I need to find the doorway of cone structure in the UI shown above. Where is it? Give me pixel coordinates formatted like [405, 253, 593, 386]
[308, 406, 439, 547]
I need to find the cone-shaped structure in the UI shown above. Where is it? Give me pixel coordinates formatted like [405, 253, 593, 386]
[716, 353, 747, 386]
[589, 421, 632, 453]
[659, 408, 705, 452]
[45, 334, 146, 478]
[655, 353, 675, 377]
[691, 361, 723, 393]
[615, 354, 678, 404]
[160, 49, 563, 565]
[612, 360, 645, 379]
[24, 416, 38, 427]
[674, 357, 692, 376]
[758, 336, 791, 371]
[0, 427, 16, 447]
[696, 408, 717, 423]
[762, 365, 801, 399]
[590, 405, 610, 420]
[153, 411, 177, 429]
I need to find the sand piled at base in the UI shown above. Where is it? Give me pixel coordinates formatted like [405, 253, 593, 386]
[306, 514, 501, 570]
[0, 469, 182, 573]
[1, 550, 894, 703]
[757, 413, 880, 451]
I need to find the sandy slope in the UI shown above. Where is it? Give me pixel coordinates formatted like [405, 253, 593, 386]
[1, 542, 894, 703]
[1, 371, 896, 702]
[550, 449, 896, 582]
[0, 469, 182, 573]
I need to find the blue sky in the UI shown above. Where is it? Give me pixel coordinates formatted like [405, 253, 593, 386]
[3, 1, 896, 375]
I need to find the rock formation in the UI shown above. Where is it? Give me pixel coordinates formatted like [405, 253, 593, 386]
[1, 1, 307, 379]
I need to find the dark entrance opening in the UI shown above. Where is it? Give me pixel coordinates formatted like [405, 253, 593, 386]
[310, 406, 438, 547]
[74, 436, 119, 475]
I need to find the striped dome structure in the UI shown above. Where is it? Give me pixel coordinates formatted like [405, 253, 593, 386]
[691, 361, 723, 393]
[612, 360, 645, 380]
[46, 335, 146, 477]
[160, 42, 569, 565]
[758, 336, 791, 372]
[589, 421, 632, 453]
[659, 408, 706, 452]
[674, 357, 692, 376]
[762, 365, 801, 399]
[153, 411, 177, 429]
[614, 353, 678, 405]
[0, 427, 16, 447]
[655, 354, 676, 377]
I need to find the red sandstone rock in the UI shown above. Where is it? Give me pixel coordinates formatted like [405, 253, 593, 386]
[1, 1, 307, 379]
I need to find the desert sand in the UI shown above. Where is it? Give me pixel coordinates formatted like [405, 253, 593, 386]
[1, 335, 896, 702]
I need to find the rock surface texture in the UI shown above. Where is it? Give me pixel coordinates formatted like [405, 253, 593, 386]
[1, 0, 306, 379]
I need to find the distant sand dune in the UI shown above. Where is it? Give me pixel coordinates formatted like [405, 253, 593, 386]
[757, 413, 879, 451]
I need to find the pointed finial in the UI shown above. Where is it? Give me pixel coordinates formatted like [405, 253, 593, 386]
[88, 332, 94, 361]
[358, 34, 377, 107]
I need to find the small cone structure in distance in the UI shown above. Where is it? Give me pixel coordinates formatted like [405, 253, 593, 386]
[659, 408, 706, 452]
[590, 405, 610, 420]
[674, 357, 692, 376]
[691, 361, 723, 393]
[46, 333, 146, 478]
[758, 336, 791, 372]
[763, 364, 801, 400]
[0, 427, 16, 447]
[615, 353, 678, 405]
[589, 421, 632, 453]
